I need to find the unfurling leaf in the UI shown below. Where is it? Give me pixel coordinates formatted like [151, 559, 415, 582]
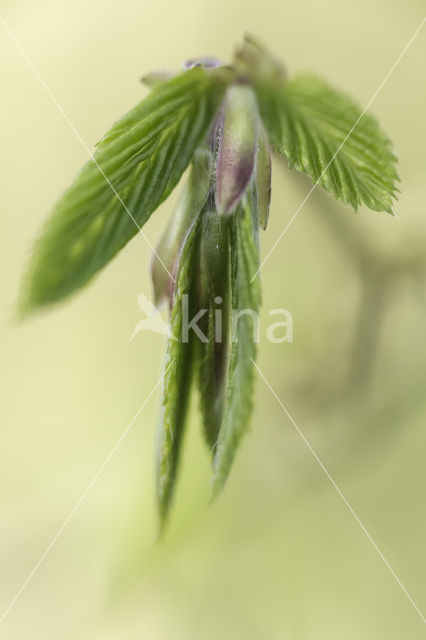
[19, 68, 225, 314]
[256, 74, 399, 213]
[197, 210, 231, 450]
[156, 219, 199, 530]
[212, 194, 261, 496]
[151, 148, 212, 308]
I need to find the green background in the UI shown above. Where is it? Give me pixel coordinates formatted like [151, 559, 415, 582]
[1, 0, 425, 637]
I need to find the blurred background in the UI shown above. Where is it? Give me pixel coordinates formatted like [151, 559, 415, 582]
[1, 0, 425, 637]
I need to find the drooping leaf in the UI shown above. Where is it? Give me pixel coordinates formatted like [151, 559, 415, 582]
[212, 194, 261, 496]
[197, 209, 231, 451]
[256, 74, 399, 213]
[151, 148, 212, 308]
[156, 218, 199, 530]
[20, 68, 226, 314]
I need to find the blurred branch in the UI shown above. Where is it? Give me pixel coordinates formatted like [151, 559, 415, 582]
[286, 166, 426, 396]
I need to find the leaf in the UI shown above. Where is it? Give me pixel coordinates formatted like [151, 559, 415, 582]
[151, 148, 212, 309]
[212, 193, 261, 496]
[20, 68, 225, 314]
[156, 218, 199, 530]
[256, 74, 399, 213]
[197, 209, 231, 451]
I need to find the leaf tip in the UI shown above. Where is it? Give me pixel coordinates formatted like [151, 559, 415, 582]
[210, 472, 227, 503]
[156, 505, 170, 540]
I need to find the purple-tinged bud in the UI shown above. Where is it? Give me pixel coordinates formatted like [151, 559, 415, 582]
[151, 149, 212, 309]
[141, 71, 176, 88]
[255, 124, 272, 230]
[214, 84, 259, 215]
[183, 57, 222, 70]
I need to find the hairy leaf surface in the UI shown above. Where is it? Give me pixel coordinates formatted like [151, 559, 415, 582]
[20, 68, 224, 313]
[151, 148, 212, 308]
[156, 220, 199, 529]
[197, 210, 231, 451]
[257, 74, 399, 213]
[212, 195, 261, 496]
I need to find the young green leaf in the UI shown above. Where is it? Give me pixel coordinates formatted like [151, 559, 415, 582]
[197, 209, 231, 451]
[256, 74, 399, 213]
[212, 195, 261, 496]
[19, 68, 225, 314]
[156, 219, 199, 530]
[151, 148, 212, 308]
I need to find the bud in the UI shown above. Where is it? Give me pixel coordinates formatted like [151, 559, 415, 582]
[183, 57, 222, 70]
[255, 123, 272, 230]
[214, 83, 259, 215]
[151, 149, 211, 308]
